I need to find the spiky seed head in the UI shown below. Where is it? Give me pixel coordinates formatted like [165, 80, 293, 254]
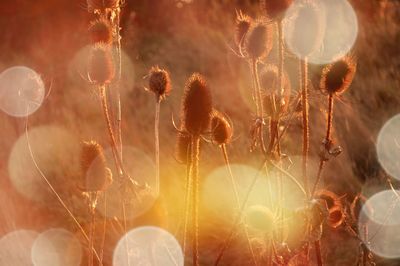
[88, 44, 115, 85]
[80, 141, 113, 192]
[175, 131, 191, 165]
[260, 64, 291, 115]
[287, 0, 324, 57]
[88, 18, 113, 45]
[246, 205, 275, 233]
[211, 111, 233, 145]
[327, 206, 345, 228]
[244, 19, 273, 60]
[235, 11, 252, 46]
[181, 73, 213, 136]
[148, 66, 172, 101]
[261, 0, 293, 20]
[320, 56, 356, 95]
[87, 0, 119, 11]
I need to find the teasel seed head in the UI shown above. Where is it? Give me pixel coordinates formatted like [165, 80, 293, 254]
[327, 205, 345, 228]
[148, 66, 172, 101]
[88, 44, 115, 85]
[320, 56, 356, 95]
[87, 0, 119, 12]
[315, 189, 342, 210]
[235, 11, 252, 47]
[211, 111, 233, 146]
[260, 0, 293, 21]
[88, 18, 113, 45]
[80, 141, 113, 192]
[246, 205, 275, 233]
[260, 64, 291, 116]
[244, 19, 274, 60]
[181, 73, 213, 136]
[286, 0, 324, 57]
[175, 131, 192, 165]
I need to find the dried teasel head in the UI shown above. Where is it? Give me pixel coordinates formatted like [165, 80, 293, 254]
[286, 0, 325, 57]
[327, 205, 345, 228]
[87, 0, 119, 12]
[320, 56, 356, 96]
[244, 19, 274, 60]
[246, 205, 275, 233]
[260, 0, 293, 21]
[148, 66, 172, 101]
[315, 189, 343, 210]
[175, 131, 191, 165]
[210, 111, 233, 146]
[181, 73, 213, 136]
[88, 18, 113, 45]
[80, 141, 113, 192]
[88, 44, 115, 85]
[260, 64, 291, 116]
[235, 11, 252, 47]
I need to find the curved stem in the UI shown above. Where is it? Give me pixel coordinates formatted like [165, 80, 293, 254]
[221, 145, 257, 266]
[25, 116, 102, 263]
[191, 136, 201, 266]
[311, 94, 334, 197]
[99, 192, 107, 265]
[155, 100, 161, 195]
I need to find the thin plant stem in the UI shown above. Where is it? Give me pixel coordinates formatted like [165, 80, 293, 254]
[182, 160, 192, 261]
[155, 100, 161, 195]
[100, 192, 107, 265]
[99, 85, 125, 177]
[311, 94, 334, 197]
[25, 116, 102, 263]
[214, 159, 269, 266]
[191, 136, 201, 266]
[300, 57, 310, 198]
[221, 144, 257, 266]
[314, 240, 323, 266]
[116, 8, 123, 161]
[251, 58, 267, 154]
[88, 192, 98, 266]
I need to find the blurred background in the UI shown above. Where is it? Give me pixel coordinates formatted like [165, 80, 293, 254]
[0, 0, 399, 265]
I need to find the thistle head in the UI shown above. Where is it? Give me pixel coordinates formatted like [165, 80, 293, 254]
[260, 0, 293, 21]
[175, 131, 191, 165]
[148, 66, 172, 101]
[87, 0, 119, 12]
[181, 73, 213, 136]
[320, 56, 356, 95]
[244, 19, 274, 60]
[235, 11, 252, 46]
[88, 44, 115, 85]
[286, 0, 324, 57]
[211, 111, 233, 146]
[80, 141, 112, 192]
[88, 18, 113, 45]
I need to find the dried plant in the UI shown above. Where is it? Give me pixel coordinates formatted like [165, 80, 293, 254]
[88, 18, 113, 45]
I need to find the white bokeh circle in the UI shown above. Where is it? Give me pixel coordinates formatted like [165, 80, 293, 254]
[0, 230, 38, 266]
[113, 226, 183, 266]
[377, 114, 400, 181]
[31, 228, 82, 266]
[284, 0, 358, 64]
[0, 66, 45, 117]
[358, 190, 400, 259]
